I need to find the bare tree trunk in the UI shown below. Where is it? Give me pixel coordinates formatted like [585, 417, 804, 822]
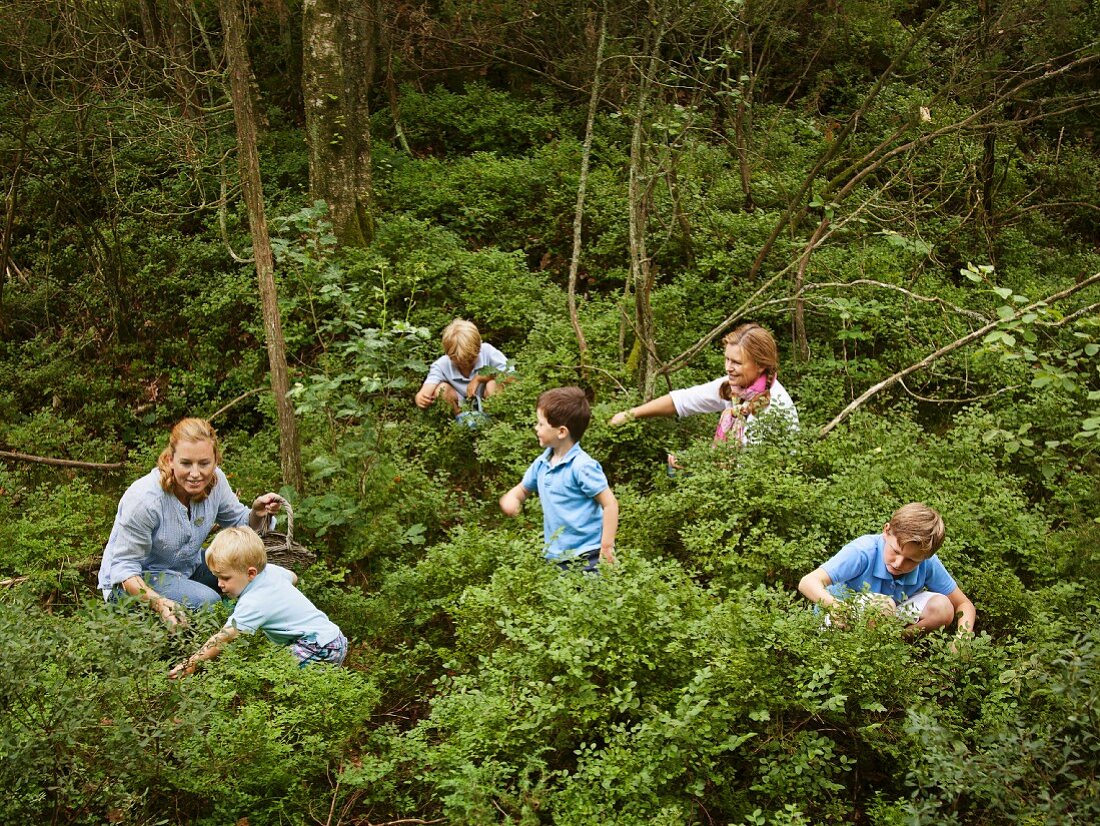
[976, 0, 998, 254]
[218, 0, 304, 491]
[0, 121, 26, 328]
[163, 0, 203, 119]
[792, 218, 829, 362]
[627, 7, 665, 399]
[302, 0, 376, 247]
[376, 0, 411, 155]
[566, 11, 606, 366]
[733, 27, 755, 212]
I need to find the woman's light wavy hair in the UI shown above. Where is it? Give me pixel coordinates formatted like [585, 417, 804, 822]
[156, 418, 222, 502]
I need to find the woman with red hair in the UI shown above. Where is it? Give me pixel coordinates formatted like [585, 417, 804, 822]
[97, 418, 282, 624]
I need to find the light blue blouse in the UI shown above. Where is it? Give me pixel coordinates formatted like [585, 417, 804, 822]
[425, 343, 511, 400]
[97, 467, 254, 594]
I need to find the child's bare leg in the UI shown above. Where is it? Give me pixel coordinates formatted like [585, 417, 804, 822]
[907, 593, 955, 634]
[481, 378, 500, 399]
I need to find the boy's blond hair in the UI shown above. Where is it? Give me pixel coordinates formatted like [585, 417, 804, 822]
[888, 502, 945, 559]
[205, 526, 267, 573]
[441, 318, 481, 366]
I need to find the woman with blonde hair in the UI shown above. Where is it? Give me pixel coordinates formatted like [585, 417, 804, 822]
[609, 323, 798, 448]
[97, 418, 282, 624]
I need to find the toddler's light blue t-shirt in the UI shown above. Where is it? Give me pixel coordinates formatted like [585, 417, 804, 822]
[228, 564, 342, 647]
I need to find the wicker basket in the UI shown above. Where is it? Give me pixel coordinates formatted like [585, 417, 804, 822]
[260, 496, 316, 572]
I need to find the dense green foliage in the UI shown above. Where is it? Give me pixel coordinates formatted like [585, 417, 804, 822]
[1, 0, 1099, 823]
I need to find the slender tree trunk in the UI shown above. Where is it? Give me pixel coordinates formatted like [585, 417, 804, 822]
[733, 27, 754, 212]
[628, 101, 656, 398]
[302, 0, 376, 247]
[627, 6, 665, 399]
[0, 122, 26, 328]
[164, 0, 203, 119]
[376, 0, 411, 155]
[566, 11, 606, 366]
[218, 0, 304, 491]
[977, 0, 998, 250]
[792, 218, 829, 362]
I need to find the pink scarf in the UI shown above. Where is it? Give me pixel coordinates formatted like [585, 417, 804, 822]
[714, 373, 772, 446]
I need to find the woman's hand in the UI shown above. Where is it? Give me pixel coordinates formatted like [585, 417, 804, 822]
[152, 596, 186, 627]
[609, 410, 634, 426]
[250, 493, 282, 518]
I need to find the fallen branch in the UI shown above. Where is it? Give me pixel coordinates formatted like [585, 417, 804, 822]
[207, 386, 266, 421]
[0, 450, 125, 470]
[819, 270, 1100, 437]
[0, 576, 29, 588]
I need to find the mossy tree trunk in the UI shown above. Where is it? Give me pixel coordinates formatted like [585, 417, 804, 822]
[302, 0, 376, 247]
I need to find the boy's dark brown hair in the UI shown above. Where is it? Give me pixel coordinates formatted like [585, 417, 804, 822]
[537, 386, 591, 442]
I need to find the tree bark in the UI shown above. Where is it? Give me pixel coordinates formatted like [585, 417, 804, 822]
[627, 6, 665, 399]
[792, 217, 829, 362]
[566, 11, 606, 366]
[0, 122, 25, 328]
[217, 0, 304, 491]
[302, 0, 376, 247]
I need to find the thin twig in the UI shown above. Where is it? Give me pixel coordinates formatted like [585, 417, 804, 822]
[0, 450, 125, 470]
[820, 271, 1100, 436]
[207, 386, 266, 421]
[898, 378, 1021, 404]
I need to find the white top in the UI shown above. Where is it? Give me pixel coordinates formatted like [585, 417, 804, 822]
[669, 376, 798, 443]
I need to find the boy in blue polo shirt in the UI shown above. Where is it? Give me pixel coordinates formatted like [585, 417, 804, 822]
[500, 386, 618, 571]
[798, 503, 976, 636]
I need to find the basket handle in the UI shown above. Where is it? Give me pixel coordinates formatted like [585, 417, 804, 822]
[263, 494, 294, 550]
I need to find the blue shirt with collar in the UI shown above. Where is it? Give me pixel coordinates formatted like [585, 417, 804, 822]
[520, 442, 609, 561]
[822, 533, 957, 603]
[425, 343, 512, 401]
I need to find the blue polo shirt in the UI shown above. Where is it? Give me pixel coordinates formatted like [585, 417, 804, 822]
[822, 533, 957, 604]
[520, 443, 609, 561]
